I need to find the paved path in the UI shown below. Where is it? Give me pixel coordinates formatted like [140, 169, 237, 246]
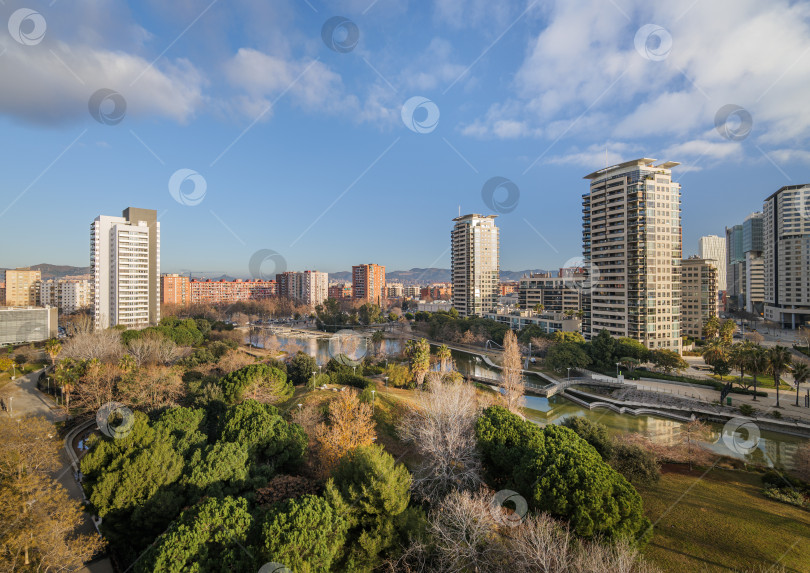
[2, 369, 113, 573]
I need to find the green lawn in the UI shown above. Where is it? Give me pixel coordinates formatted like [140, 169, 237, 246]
[712, 373, 793, 391]
[639, 466, 810, 572]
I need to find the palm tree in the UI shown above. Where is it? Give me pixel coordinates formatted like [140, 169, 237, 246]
[767, 346, 793, 408]
[702, 339, 727, 370]
[370, 330, 385, 357]
[792, 362, 810, 407]
[533, 303, 544, 315]
[746, 347, 769, 401]
[437, 344, 452, 373]
[728, 342, 750, 387]
[44, 338, 61, 366]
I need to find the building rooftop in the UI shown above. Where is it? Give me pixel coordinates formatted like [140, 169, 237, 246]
[583, 157, 680, 180]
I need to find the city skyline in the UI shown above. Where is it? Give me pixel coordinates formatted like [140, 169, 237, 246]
[1, 1, 809, 273]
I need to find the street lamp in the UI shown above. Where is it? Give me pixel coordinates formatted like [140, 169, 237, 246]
[616, 362, 620, 376]
[566, 367, 571, 382]
[297, 403, 302, 410]
[384, 376, 389, 387]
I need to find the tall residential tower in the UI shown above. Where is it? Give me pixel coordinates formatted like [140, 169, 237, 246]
[91, 207, 160, 329]
[451, 214, 499, 317]
[698, 235, 726, 292]
[582, 158, 682, 353]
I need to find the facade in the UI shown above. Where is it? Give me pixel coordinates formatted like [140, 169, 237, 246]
[582, 158, 682, 353]
[417, 301, 453, 312]
[499, 282, 518, 295]
[328, 283, 353, 300]
[0, 281, 4, 305]
[451, 214, 500, 317]
[725, 224, 745, 310]
[725, 213, 765, 314]
[763, 184, 810, 328]
[483, 310, 581, 335]
[276, 271, 328, 307]
[352, 264, 386, 306]
[518, 270, 584, 314]
[160, 274, 277, 305]
[3, 268, 41, 307]
[386, 283, 404, 298]
[403, 285, 422, 298]
[679, 257, 718, 338]
[698, 235, 727, 292]
[91, 208, 160, 329]
[0, 306, 58, 346]
[420, 283, 452, 300]
[40, 278, 91, 314]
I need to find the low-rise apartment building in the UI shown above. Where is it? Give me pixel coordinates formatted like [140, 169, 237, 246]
[680, 256, 718, 339]
[0, 306, 58, 346]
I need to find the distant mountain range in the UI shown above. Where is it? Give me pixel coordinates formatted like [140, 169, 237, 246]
[0, 263, 91, 280]
[1, 265, 547, 284]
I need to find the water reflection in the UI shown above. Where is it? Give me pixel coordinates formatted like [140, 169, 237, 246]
[258, 332, 807, 470]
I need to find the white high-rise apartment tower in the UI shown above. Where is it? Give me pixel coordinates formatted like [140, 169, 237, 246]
[582, 158, 682, 353]
[698, 235, 727, 292]
[451, 214, 500, 317]
[91, 208, 160, 329]
[763, 184, 810, 329]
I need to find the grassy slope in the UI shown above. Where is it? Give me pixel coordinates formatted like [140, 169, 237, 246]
[639, 466, 810, 573]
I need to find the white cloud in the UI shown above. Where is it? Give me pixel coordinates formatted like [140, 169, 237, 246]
[464, 0, 810, 165]
[0, 38, 204, 125]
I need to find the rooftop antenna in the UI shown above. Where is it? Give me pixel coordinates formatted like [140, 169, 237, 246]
[458, 205, 461, 217]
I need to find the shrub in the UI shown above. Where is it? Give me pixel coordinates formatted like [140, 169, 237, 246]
[610, 443, 660, 487]
[219, 363, 292, 404]
[739, 404, 755, 416]
[334, 372, 373, 389]
[287, 351, 318, 386]
[308, 373, 330, 390]
[560, 417, 613, 460]
[476, 406, 650, 542]
[763, 487, 806, 508]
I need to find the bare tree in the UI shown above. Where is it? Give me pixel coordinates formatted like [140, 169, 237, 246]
[500, 330, 525, 414]
[60, 330, 124, 362]
[429, 489, 505, 573]
[398, 378, 482, 504]
[217, 349, 255, 374]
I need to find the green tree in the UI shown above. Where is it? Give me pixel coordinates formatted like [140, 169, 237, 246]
[719, 319, 737, 346]
[383, 363, 410, 388]
[768, 345, 792, 408]
[615, 337, 649, 362]
[746, 346, 769, 401]
[44, 338, 62, 366]
[437, 344, 452, 372]
[702, 339, 727, 370]
[703, 316, 720, 340]
[287, 351, 317, 386]
[545, 342, 590, 374]
[561, 417, 613, 459]
[553, 331, 585, 344]
[325, 444, 412, 571]
[475, 406, 650, 541]
[610, 443, 660, 487]
[219, 400, 306, 469]
[405, 338, 431, 386]
[135, 497, 255, 573]
[589, 329, 616, 370]
[358, 303, 382, 325]
[259, 494, 348, 573]
[729, 342, 753, 389]
[219, 363, 292, 404]
[792, 362, 809, 407]
[650, 349, 688, 373]
[370, 330, 385, 356]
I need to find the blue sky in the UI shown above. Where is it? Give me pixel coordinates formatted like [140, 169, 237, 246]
[1, 0, 809, 277]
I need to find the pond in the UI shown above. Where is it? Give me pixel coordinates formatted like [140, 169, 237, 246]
[257, 331, 808, 470]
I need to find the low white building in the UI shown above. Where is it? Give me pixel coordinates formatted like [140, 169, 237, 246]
[483, 309, 581, 334]
[417, 301, 453, 312]
[40, 277, 91, 314]
[0, 306, 58, 346]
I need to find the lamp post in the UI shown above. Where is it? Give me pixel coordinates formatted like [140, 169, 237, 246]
[297, 403, 302, 411]
[384, 376, 389, 387]
[312, 370, 317, 388]
[11, 363, 16, 380]
[8, 396, 12, 415]
[616, 362, 620, 377]
[566, 367, 571, 382]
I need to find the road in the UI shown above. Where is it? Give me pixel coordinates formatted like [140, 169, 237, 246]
[2, 369, 113, 573]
